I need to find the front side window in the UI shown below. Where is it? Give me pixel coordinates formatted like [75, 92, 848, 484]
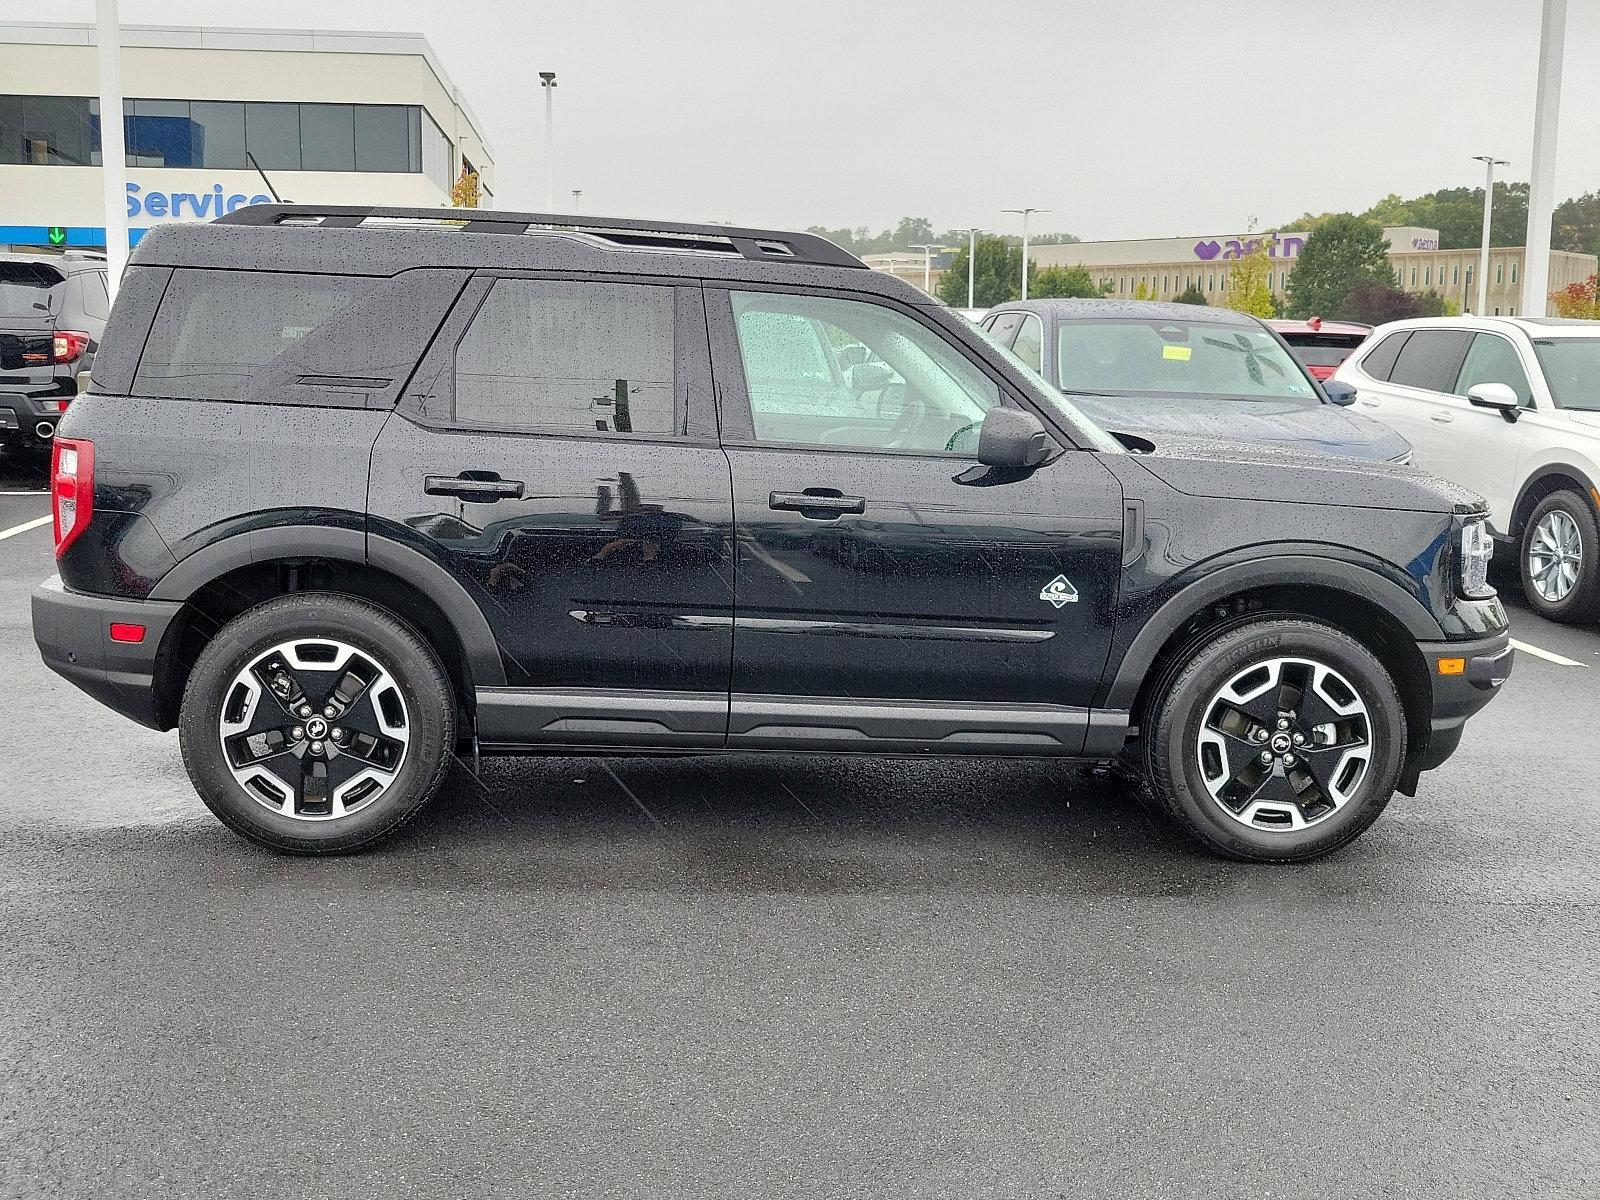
[729, 291, 999, 454]
[1454, 334, 1534, 406]
[1055, 318, 1319, 407]
[454, 279, 677, 436]
[1531, 339, 1600, 412]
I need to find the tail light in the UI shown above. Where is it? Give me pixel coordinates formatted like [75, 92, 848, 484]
[52, 437, 94, 558]
[52, 331, 90, 364]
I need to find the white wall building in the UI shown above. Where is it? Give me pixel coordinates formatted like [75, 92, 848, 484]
[0, 21, 496, 252]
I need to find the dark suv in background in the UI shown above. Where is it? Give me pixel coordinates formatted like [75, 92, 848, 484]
[0, 252, 109, 461]
[32, 206, 1512, 862]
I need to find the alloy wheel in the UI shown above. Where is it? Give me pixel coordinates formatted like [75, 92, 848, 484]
[1527, 509, 1583, 604]
[218, 637, 410, 821]
[1195, 656, 1372, 832]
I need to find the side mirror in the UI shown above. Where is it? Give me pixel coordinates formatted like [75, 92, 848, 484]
[977, 406, 1050, 468]
[1468, 382, 1521, 423]
[849, 361, 894, 394]
[1322, 379, 1357, 407]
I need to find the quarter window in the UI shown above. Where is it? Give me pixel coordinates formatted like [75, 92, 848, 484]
[729, 291, 999, 455]
[454, 279, 677, 436]
[1358, 332, 1409, 381]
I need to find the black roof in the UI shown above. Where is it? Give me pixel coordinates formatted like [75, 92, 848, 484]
[991, 298, 1264, 325]
[130, 204, 933, 303]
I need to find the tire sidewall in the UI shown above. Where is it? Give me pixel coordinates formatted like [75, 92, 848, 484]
[1520, 491, 1600, 622]
[179, 594, 453, 852]
[1152, 620, 1406, 861]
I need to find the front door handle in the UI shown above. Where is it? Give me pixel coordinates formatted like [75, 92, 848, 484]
[1430, 410, 1455, 423]
[770, 489, 866, 517]
[425, 473, 525, 501]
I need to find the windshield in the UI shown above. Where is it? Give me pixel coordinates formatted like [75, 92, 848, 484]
[1531, 339, 1600, 412]
[0, 262, 65, 319]
[1057, 318, 1321, 407]
[967, 317, 1124, 453]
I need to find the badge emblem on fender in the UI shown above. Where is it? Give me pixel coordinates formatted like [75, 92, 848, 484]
[1040, 575, 1079, 608]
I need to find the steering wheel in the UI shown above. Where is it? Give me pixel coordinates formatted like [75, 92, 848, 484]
[882, 391, 927, 448]
[944, 420, 982, 453]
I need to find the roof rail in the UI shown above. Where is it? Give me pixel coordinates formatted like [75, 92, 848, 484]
[212, 204, 866, 269]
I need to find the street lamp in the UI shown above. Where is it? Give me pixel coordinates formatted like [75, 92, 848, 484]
[1003, 207, 1050, 300]
[953, 227, 984, 309]
[1471, 155, 1508, 315]
[571, 189, 582, 213]
[1523, 0, 1567, 316]
[540, 71, 557, 211]
[910, 243, 942, 295]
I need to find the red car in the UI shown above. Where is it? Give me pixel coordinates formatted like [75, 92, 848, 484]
[1267, 317, 1372, 381]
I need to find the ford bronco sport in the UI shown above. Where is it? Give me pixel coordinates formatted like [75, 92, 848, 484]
[32, 205, 1512, 861]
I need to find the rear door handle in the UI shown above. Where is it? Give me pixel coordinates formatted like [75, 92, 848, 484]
[770, 490, 866, 517]
[425, 473, 525, 501]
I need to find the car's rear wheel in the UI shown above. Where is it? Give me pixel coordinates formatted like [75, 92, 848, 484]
[179, 593, 455, 853]
[1143, 618, 1406, 862]
[1520, 490, 1600, 625]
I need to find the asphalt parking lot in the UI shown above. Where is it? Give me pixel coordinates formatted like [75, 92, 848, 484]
[1, 451, 1597, 1199]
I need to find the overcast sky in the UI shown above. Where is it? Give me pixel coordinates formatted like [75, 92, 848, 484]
[11, 0, 1599, 240]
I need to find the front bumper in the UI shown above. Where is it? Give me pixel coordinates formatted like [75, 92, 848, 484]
[32, 575, 183, 731]
[1409, 632, 1514, 777]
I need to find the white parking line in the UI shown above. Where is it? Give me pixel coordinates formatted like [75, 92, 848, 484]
[1510, 638, 1587, 668]
[0, 490, 47, 496]
[0, 514, 51, 542]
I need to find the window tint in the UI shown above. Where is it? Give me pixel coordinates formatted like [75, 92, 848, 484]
[454, 279, 677, 436]
[730, 291, 999, 454]
[1357, 331, 1409, 380]
[135, 270, 373, 401]
[986, 312, 1023, 348]
[1012, 314, 1043, 372]
[1455, 334, 1533, 406]
[78, 271, 110, 320]
[0, 95, 95, 165]
[0, 261, 66, 317]
[1389, 331, 1472, 392]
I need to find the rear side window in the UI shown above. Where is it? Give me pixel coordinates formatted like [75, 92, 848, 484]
[453, 278, 677, 436]
[1356, 331, 1408, 380]
[1387, 330, 1472, 392]
[0, 261, 65, 318]
[135, 269, 373, 400]
[79, 271, 110, 321]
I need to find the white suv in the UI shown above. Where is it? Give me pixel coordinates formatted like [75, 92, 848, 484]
[1333, 316, 1600, 623]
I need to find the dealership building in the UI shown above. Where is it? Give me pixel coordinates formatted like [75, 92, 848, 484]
[0, 21, 495, 252]
[1029, 227, 1596, 317]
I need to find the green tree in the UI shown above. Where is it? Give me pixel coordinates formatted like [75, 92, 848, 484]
[1223, 234, 1277, 317]
[1174, 282, 1208, 305]
[1029, 264, 1110, 299]
[935, 236, 1024, 308]
[1553, 193, 1600, 257]
[1285, 215, 1396, 319]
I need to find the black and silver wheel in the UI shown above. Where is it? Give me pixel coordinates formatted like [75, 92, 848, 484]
[1520, 491, 1600, 624]
[180, 593, 455, 853]
[1144, 618, 1406, 862]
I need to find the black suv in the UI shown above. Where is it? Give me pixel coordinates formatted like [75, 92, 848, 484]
[31, 206, 1513, 862]
[1, 252, 110, 458]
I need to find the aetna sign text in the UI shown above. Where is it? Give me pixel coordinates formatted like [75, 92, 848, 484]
[126, 182, 273, 221]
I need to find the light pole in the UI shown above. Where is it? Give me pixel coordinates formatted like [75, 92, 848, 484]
[571, 189, 582, 213]
[1003, 207, 1049, 300]
[539, 71, 557, 211]
[1472, 155, 1508, 314]
[910, 243, 941, 295]
[954, 227, 983, 308]
[1523, 0, 1567, 316]
[94, 0, 129, 293]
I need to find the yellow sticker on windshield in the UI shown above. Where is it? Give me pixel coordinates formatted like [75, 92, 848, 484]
[1162, 345, 1192, 361]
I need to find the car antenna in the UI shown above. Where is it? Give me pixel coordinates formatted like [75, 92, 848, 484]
[245, 151, 286, 203]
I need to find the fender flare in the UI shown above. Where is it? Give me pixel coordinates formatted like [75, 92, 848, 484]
[1099, 554, 1443, 713]
[147, 524, 507, 687]
[1510, 462, 1600, 537]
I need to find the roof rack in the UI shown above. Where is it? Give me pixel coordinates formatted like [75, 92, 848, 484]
[212, 205, 866, 269]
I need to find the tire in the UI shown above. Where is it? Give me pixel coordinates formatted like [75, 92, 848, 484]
[1142, 617, 1406, 863]
[179, 593, 456, 853]
[1519, 490, 1600, 625]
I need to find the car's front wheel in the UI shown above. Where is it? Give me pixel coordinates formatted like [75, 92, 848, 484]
[1520, 490, 1600, 625]
[1143, 618, 1407, 862]
[179, 593, 455, 853]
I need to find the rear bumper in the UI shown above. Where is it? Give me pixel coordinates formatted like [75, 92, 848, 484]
[0, 392, 65, 444]
[32, 574, 182, 731]
[1410, 632, 1514, 775]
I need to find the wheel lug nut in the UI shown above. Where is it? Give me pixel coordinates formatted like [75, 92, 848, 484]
[1253, 728, 1268, 742]
[1283, 753, 1296, 766]
[324, 706, 336, 718]
[310, 740, 324, 755]
[1292, 733, 1305, 746]
[291, 725, 304, 740]
[332, 728, 345, 743]
[1276, 717, 1289, 730]
[1259, 750, 1273, 764]
[298, 705, 312, 718]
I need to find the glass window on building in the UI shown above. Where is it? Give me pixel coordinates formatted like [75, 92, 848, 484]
[1410, 266, 1418, 286]
[354, 105, 414, 172]
[190, 101, 246, 169]
[1453, 264, 1460, 285]
[1511, 261, 1518, 284]
[1496, 261, 1504, 284]
[1208, 274, 1214, 291]
[245, 102, 301, 170]
[1424, 266, 1432, 286]
[0, 95, 96, 165]
[126, 99, 193, 166]
[421, 110, 452, 191]
[300, 104, 355, 172]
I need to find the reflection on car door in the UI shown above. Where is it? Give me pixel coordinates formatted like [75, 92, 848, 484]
[1440, 332, 1536, 525]
[707, 286, 1125, 755]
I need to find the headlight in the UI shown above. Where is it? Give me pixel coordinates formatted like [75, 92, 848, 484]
[1458, 519, 1496, 600]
